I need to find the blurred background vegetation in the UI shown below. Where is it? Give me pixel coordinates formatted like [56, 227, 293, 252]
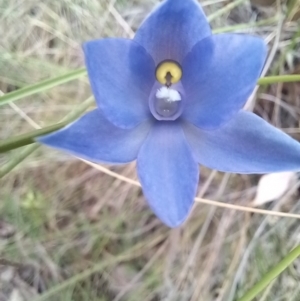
[1, 0, 300, 300]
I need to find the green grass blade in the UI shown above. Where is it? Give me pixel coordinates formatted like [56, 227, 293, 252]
[59, 96, 94, 122]
[0, 96, 94, 178]
[0, 68, 87, 106]
[212, 16, 278, 34]
[237, 245, 300, 301]
[0, 144, 40, 178]
[0, 122, 69, 152]
[207, 0, 247, 22]
[0, 97, 94, 153]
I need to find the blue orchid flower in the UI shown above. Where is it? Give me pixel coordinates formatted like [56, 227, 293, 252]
[38, 0, 300, 227]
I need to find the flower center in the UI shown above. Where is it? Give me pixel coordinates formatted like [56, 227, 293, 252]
[149, 61, 184, 121]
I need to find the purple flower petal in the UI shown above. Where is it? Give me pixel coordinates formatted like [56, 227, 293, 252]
[38, 109, 152, 164]
[183, 111, 300, 173]
[182, 34, 267, 129]
[134, 0, 211, 65]
[83, 39, 155, 129]
[137, 121, 199, 227]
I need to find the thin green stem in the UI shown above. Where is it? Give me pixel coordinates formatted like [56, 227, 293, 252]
[0, 67, 87, 106]
[258, 74, 300, 85]
[0, 64, 299, 109]
[237, 245, 300, 301]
